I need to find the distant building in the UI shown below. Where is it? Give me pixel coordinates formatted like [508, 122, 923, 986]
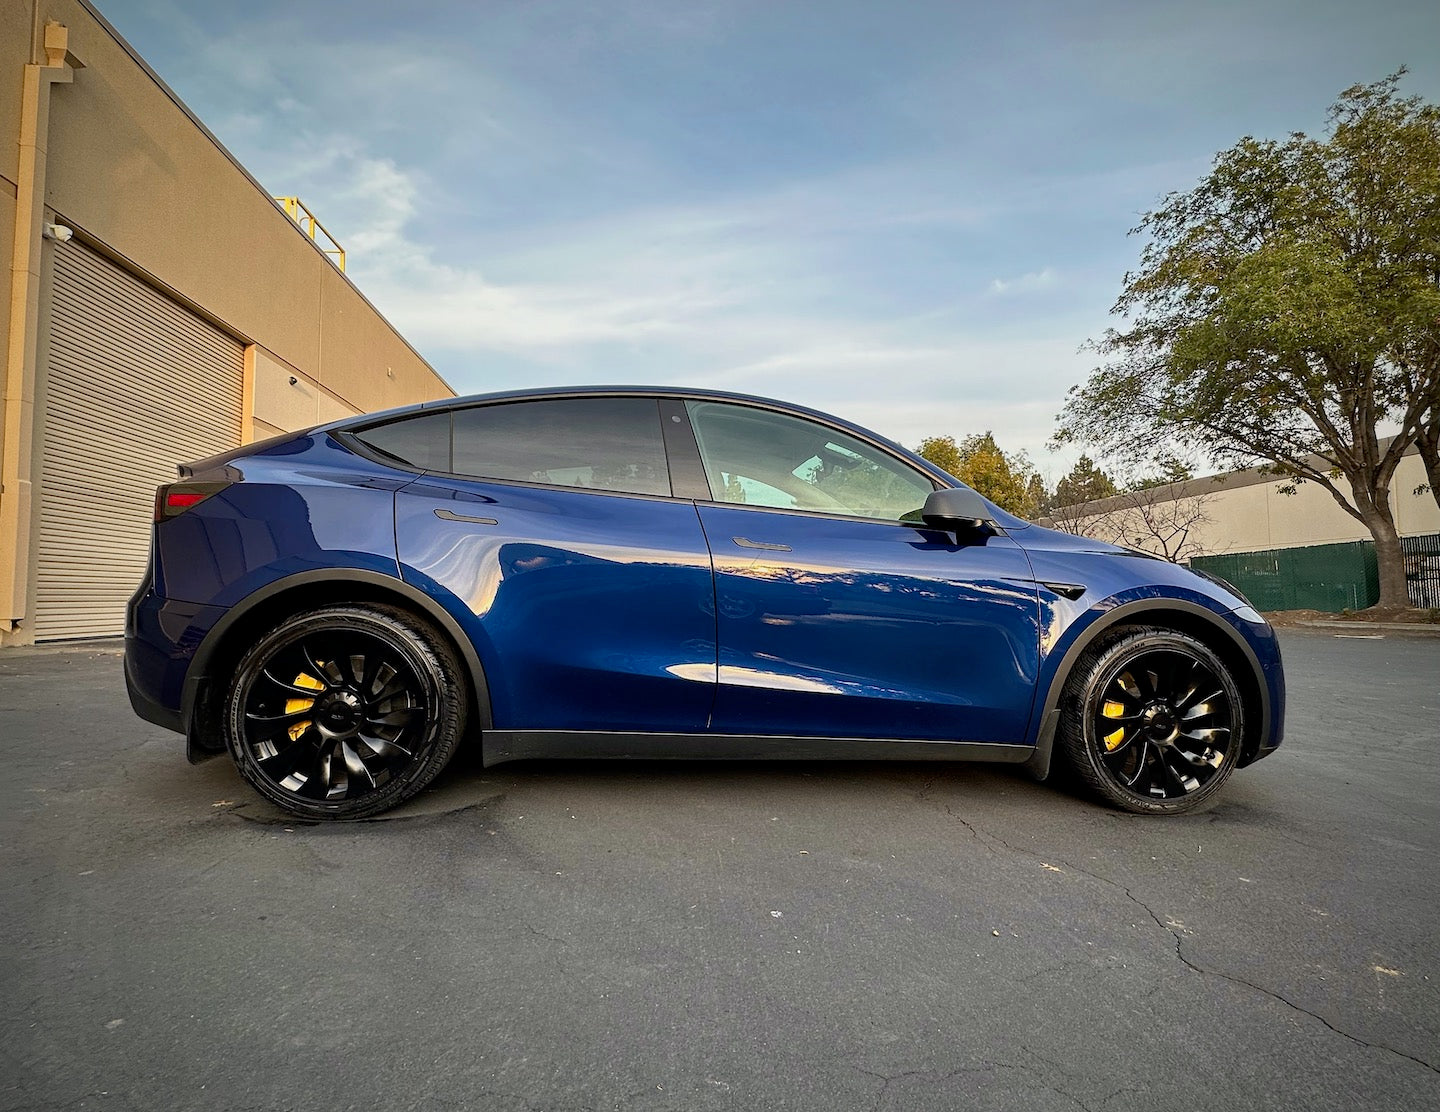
[1050, 443, 1440, 611]
[1, 1, 454, 644]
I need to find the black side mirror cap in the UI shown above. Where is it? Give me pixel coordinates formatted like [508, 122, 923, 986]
[921, 486, 993, 531]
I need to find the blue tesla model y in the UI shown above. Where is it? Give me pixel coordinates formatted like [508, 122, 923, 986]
[124, 387, 1283, 819]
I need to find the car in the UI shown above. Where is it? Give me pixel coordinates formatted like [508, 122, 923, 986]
[124, 386, 1284, 820]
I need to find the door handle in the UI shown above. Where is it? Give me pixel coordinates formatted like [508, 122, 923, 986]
[733, 536, 791, 552]
[434, 508, 499, 525]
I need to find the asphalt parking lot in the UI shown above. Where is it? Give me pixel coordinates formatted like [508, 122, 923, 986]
[2, 629, 1437, 1112]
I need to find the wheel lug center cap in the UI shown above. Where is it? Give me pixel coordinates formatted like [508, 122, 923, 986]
[1142, 702, 1175, 739]
[319, 691, 362, 731]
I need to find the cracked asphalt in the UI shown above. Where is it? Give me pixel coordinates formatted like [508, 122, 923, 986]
[2, 629, 1437, 1112]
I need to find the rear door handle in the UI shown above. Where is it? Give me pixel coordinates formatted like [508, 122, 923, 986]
[733, 536, 791, 552]
[435, 508, 499, 525]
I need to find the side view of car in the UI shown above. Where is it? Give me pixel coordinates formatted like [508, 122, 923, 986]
[124, 386, 1284, 819]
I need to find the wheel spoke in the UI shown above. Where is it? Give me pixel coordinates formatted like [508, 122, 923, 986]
[1170, 658, 1205, 710]
[245, 705, 314, 725]
[1179, 692, 1224, 721]
[254, 734, 309, 772]
[1174, 743, 1225, 770]
[1158, 750, 1201, 793]
[367, 707, 421, 729]
[300, 643, 337, 689]
[319, 742, 349, 799]
[340, 740, 376, 789]
[369, 661, 398, 699]
[1117, 740, 1151, 788]
[357, 732, 413, 761]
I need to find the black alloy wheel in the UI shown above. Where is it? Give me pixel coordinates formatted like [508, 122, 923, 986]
[224, 604, 467, 819]
[1058, 626, 1244, 815]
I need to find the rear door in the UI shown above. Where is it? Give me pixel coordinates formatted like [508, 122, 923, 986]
[685, 400, 1041, 743]
[377, 396, 717, 733]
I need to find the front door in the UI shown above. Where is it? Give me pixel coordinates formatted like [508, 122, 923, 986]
[685, 400, 1040, 743]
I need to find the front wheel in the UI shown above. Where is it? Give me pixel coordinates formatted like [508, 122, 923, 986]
[224, 604, 468, 820]
[1057, 627, 1244, 815]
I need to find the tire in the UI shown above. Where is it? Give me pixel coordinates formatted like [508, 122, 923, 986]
[223, 603, 468, 820]
[1057, 626, 1244, 815]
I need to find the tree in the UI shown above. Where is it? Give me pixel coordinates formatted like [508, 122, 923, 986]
[1045, 458, 1215, 561]
[1108, 482, 1216, 563]
[1055, 72, 1440, 609]
[917, 432, 1043, 518]
[1053, 455, 1119, 509]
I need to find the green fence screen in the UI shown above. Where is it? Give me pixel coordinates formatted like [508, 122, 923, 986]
[1191, 541, 1380, 613]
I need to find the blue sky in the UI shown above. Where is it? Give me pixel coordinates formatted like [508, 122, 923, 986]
[99, 0, 1440, 481]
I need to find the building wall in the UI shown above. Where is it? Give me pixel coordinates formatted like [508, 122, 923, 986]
[1064, 452, 1440, 559]
[0, 0, 455, 644]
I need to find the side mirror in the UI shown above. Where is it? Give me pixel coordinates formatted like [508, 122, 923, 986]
[921, 486, 993, 531]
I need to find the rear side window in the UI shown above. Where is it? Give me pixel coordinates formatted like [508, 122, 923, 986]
[352, 411, 451, 471]
[452, 398, 671, 496]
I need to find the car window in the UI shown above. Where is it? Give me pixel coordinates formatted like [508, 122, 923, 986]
[686, 401, 935, 521]
[352, 411, 452, 471]
[451, 397, 671, 497]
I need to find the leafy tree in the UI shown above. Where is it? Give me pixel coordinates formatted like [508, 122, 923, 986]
[1055, 72, 1440, 609]
[1130, 454, 1194, 491]
[1053, 455, 1119, 509]
[917, 432, 1043, 518]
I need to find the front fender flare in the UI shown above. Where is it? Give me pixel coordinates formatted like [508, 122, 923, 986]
[1028, 598, 1271, 773]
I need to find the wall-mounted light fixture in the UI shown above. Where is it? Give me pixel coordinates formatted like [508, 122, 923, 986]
[42, 223, 73, 242]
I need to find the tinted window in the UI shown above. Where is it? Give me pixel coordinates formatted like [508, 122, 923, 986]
[452, 398, 671, 496]
[352, 411, 451, 471]
[687, 401, 934, 521]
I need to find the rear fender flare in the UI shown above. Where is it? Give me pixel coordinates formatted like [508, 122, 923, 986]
[182, 569, 493, 752]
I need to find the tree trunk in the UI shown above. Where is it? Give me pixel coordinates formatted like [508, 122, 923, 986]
[1416, 418, 1440, 515]
[1355, 497, 1411, 610]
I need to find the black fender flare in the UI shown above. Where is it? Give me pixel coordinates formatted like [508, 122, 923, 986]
[181, 568, 493, 759]
[1025, 598, 1271, 779]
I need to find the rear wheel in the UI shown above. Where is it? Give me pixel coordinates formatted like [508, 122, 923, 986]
[224, 604, 467, 819]
[1057, 626, 1243, 815]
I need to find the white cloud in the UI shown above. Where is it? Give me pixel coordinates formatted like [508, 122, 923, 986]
[989, 267, 1058, 295]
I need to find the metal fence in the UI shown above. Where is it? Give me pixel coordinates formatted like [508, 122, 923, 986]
[1401, 533, 1440, 609]
[1191, 535, 1440, 612]
[1191, 541, 1380, 613]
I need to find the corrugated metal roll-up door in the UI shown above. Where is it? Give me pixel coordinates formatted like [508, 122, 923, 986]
[34, 240, 244, 640]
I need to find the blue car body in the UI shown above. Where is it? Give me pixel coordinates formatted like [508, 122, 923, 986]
[124, 386, 1284, 784]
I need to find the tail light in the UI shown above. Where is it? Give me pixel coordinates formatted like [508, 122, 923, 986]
[153, 481, 231, 522]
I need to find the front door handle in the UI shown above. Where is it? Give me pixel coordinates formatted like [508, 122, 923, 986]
[733, 536, 791, 552]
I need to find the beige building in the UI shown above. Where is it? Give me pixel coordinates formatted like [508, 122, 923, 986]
[1, 0, 454, 644]
[1058, 447, 1439, 557]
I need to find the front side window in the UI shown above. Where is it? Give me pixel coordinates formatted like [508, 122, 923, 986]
[686, 401, 935, 522]
[451, 397, 671, 497]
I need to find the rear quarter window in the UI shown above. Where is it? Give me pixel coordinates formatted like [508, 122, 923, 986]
[351, 411, 452, 471]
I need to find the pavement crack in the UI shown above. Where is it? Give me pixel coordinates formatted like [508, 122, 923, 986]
[912, 786, 1440, 1080]
[1120, 884, 1440, 1077]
